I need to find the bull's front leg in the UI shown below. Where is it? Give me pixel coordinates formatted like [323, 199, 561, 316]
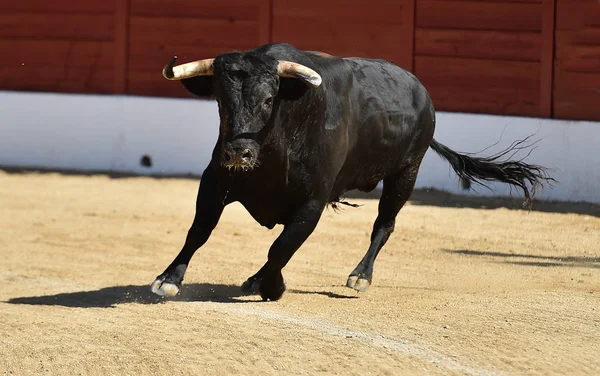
[242, 199, 326, 301]
[150, 167, 224, 297]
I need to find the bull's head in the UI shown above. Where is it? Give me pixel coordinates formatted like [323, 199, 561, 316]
[162, 52, 322, 171]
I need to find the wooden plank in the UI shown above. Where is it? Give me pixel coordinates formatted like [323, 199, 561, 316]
[273, 0, 411, 24]
[415, 29, 541, 61]
[0, 66, 114, 93]
[129, 17, 258, 48]
[416, 0, 542, 31]
[0, 0, 115, 14]
[555, 27, 600, 46]
[415, 56, 541, 90]
[273, 17, 413, 68]
[424, 84, 541, 117]
[539, 0, 556, 117]
[554, 70, 600, 91]
[0, 13, 114, 41]
[553, 88, 600, 121]
[257, 0, 272, 46]
[477, 0, 542, 2]
[555, 36, 600, 73]
[128, 17, 260, 74]
[553, 70, 600, 120]
[130, 0, 262, 20]
[556, 0, 600, 30]
[114, 0, 130, 94]
[0, 40, 114, 69]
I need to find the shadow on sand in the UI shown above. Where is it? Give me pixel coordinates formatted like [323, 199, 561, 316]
[344, 188, 600, 218]
[444, 249, 600, 269]
[406, 188, 600, 217]
[5, 283, 357, 308]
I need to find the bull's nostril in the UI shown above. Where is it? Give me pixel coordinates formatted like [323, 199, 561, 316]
[224, 152, 232, 163]
[242, 149, 253, 160]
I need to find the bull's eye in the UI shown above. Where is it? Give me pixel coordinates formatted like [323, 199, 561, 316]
[263, 96, 273, 109]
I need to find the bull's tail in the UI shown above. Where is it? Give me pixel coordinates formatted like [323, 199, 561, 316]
[429, 137, 555, 208]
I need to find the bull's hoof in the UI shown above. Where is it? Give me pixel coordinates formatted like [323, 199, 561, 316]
[346, 275, 358, 288]
[241, 267, 286, 301]
[259, 273, 286, 302]
[150, 278, 180, 297]
[346, 275, 370, 292]
[241, 275, 261, 294]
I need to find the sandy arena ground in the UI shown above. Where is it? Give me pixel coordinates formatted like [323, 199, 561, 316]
[0, 170, 598, 375]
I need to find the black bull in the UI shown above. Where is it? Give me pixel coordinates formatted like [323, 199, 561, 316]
[150, 43, 553, 301]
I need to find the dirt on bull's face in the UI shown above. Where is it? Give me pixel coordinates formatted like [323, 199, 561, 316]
[1, 171, 599, 375]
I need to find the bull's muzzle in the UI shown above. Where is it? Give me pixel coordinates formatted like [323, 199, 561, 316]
[221, 140, 259, 171]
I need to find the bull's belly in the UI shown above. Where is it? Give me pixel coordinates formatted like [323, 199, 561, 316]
[238, 196, 287, 229]
[330, 154, 403, 199]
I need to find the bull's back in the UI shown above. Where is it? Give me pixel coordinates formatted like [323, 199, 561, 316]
[344, 57, 432, 136]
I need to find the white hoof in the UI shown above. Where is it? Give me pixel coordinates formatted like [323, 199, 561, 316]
[353, 278, 370, 292]
[346, 275, 358, 288]
[150, 279, 180, 297]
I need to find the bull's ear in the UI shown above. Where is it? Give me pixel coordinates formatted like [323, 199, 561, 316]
[277, 77, 309, 101]
[180, 76, 214, 99]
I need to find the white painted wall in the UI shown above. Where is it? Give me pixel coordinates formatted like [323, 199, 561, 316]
[0, 91, 219, 175]
[1, 90, 599, 203]
[419, 112, 600, 203]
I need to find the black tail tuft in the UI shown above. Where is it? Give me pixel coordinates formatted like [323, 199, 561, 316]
[429, 136, 556, 208]
[328, 198, 362, 213]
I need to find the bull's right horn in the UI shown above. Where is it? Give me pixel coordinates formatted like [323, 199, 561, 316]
[162, 56, 215, 80]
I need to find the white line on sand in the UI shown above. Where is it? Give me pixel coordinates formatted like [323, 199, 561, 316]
[201, 303, 504, 376]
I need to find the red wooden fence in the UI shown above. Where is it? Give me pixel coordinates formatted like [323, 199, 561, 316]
[271, 0, 415, 72]
[126, 0, 270, 97]
[554, 0, 600, 121]
[0, 1, 117, 94]
[1, 0, 599, 121]
[414, 0, 553, 118]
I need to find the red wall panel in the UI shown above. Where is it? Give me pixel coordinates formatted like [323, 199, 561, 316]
[0, 0, 598, 121]
[127, 0, 270, 97]
[553, 0, 600, 120]
[0, 1, 117, 94]
[272, 0, 415, 71]
[414, 0, 550, 117]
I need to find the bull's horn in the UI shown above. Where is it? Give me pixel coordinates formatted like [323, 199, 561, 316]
[277, 61, 322, 88]
[162, 56, 214, 80]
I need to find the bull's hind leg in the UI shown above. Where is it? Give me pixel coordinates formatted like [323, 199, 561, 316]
[347, 161, 421, 292]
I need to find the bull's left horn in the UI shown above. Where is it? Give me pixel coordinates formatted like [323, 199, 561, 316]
[277, 61, 322, 88]
[162, 56, 215, 80]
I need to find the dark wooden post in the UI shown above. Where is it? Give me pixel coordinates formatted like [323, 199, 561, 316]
[540, 0, 556, 118]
